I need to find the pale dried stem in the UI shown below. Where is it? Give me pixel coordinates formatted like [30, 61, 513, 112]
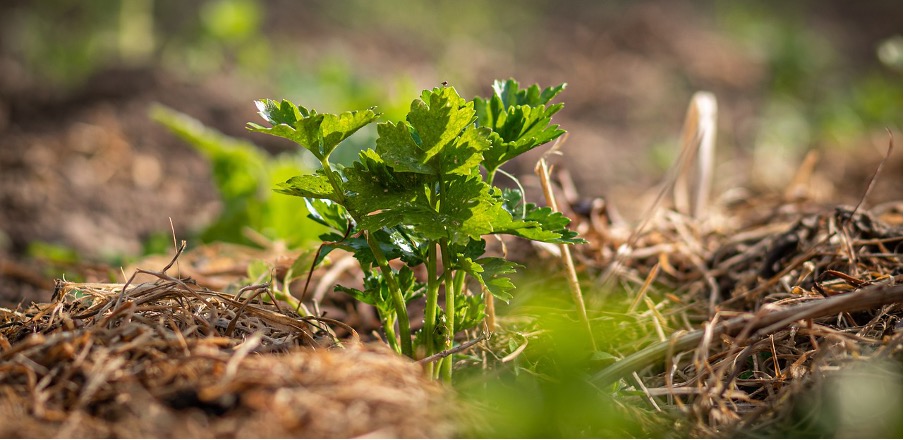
[535, 135, 597, 351]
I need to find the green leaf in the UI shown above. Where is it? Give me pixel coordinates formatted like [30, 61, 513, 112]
[376, 86, 490, 176]
[288, 248, 320, 280]
[454, 291, 486, 332]
[246, 259, 270, 281]
[396, 265, 426, 303]
[274, 173, 336, 200]
[345, 87, 506, 245]
[456, 256, 521, 302]
[153, 104, 266, 200]
[473, 79, 567, 173]
[440, 124, 491, 175]
[347, 171, 511, 245]
[248, 98, 379, 161]
[343, 149, 426, 220]
[448, 238, 487, 261]
[409, 86, 475, 159]
[254, 98, 307, 126]
[493, 191, 585, 244]
[151, 104, 322, 248]
[335, 266, 423, 314]
[336, 270, 388, 311]
[386, 226, 429, 267]
[375, 121, 433, 174]
[493, 79, 565, 109]
[494, 217, 584, 245]
[304, 198, 351, 232]
[318, 229, 424, 268]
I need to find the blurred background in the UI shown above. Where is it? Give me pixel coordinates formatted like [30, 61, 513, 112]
[0, 0, 901, 298]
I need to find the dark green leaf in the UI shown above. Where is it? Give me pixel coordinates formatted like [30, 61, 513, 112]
[348, 173, 512, 245]
[456, 256, 520, 302]
[343, 148, 426, 221]
[501, 187, 524, 217]
[448, 238, 487, 261]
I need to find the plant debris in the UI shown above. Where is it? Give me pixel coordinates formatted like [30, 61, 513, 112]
[0, 264, 451, 438]
[562, 171, 903, 436]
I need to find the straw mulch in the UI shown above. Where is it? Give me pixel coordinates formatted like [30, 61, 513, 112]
[568, 179, 902, 436]
[0, 261, 452, 438]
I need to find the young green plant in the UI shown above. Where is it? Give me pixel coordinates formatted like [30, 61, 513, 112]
[248, 79, 583, 381]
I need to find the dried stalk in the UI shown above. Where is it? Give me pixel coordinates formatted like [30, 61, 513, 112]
[673, 91, 717, 219]
[535, 138, 597, 351]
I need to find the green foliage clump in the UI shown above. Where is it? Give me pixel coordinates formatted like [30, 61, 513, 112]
[151, 104, 323, 248]
[249, 79, 581, 380]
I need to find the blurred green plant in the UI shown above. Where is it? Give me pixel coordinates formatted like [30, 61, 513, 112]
[249, 79, 580, 381]
[26, 242, 81, 266]
[716, 2, 902, 149]
[161, 0, 271, 76]
[151, 104, 324, 249]
[3, 1, 123, 87]
[456, 273, 675, 438]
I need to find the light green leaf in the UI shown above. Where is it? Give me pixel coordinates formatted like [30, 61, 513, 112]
[493, 202, 585, 244]
[254, 98, 307, 126]
[454, 292, 486, 332]
[274, 174, 336, 200]
[376, 86, 489, 176]
[473, 79, 567, 173]
[304, 198, 350, 232]
[409, 86, 475, 159]
[248, 98, 379, 161]
[375, 121, 433, 174]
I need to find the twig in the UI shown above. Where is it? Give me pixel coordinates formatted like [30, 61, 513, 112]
[416, 334, 486, 365]
[848, 130, 894, 223]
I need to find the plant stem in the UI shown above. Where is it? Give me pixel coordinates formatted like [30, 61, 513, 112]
[439, 238, 456, 382]
[423, 242, 440, 376]
[366, 231, 413, 357]
[382, 314, 400, 354]
[485, 167, 498, 186]
[320, 159, 346, 204]
[535, 157, 597, 351]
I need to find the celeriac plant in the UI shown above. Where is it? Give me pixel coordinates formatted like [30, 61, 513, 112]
[248, 79, 582, 381]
